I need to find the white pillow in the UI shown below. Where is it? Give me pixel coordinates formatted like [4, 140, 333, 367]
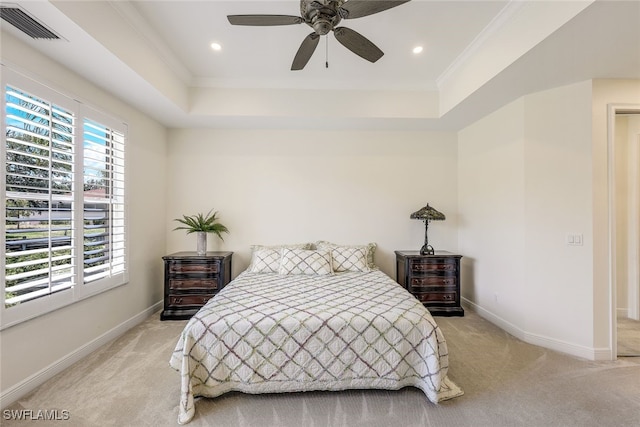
[248, 243, 314, 273]
[247, 249, 282, 273]
[279, 248, 333, 275]
[316, 241, 377, 270]
[330, 246, 370, 273]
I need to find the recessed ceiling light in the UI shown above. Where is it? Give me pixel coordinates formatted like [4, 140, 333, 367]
[412, 46, 423, 54]
[210, 42, 222, 51]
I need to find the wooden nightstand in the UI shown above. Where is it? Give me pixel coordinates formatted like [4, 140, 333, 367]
[160, 251, 232, 321]
[395, 250, 463, 317]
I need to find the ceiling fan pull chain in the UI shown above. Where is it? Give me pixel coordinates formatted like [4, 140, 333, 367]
[325, 36, 329, 68]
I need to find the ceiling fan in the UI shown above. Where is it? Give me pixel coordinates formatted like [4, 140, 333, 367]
[227, 0, 411, 70]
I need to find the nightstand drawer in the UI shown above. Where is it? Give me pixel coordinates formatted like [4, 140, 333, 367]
[168, 293, 214, 307]
[410, 260, 456, 274]
[169, 262, 219, 274]
[410, 276, 456, 287]
[169, 278, 218, 290]
[413, 291, 457, 304]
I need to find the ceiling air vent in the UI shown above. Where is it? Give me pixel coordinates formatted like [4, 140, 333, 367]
[0, 5, 60, 39]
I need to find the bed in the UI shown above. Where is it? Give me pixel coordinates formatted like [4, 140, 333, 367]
[169, 243, 463, 424]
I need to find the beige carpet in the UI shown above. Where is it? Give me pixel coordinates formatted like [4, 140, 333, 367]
[618, 315, 640, 356]
[3, 310, 640, 427]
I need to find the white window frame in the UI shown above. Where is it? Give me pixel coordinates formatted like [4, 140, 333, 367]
[1, 67, 129, 330]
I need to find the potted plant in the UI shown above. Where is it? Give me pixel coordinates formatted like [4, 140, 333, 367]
[173, 209, 229, 255]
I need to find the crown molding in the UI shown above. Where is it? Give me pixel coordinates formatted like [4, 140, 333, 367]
[436, 0, 525, 89]
[108, 0, 193, 86]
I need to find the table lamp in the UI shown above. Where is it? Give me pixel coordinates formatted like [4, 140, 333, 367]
[410, 204, 445, 255]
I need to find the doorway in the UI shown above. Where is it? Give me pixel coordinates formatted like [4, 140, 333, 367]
[610, 106, 640, 358]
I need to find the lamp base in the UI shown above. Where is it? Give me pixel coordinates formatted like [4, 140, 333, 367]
[420, 244, 435, 255]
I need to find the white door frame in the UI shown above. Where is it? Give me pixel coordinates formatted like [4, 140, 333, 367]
[608, 103, 640, 360]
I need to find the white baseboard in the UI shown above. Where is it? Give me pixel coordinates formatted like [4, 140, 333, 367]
[617, 308, 629, 317]
[522, 330, 611, 361]
[0, 301, 163, 410]
[461, 298, 611, 361]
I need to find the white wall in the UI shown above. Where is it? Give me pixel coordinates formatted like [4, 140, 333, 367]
[0, 32, 168, 405]
[166, 129, 459, 277]
[458, 81, 597, 358]
[458, 99, 526, 328]
[522, 81, 593, 349]
[459, 79, 640, 359]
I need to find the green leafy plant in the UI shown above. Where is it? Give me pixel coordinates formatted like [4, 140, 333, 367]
[173, 210, 229, 240]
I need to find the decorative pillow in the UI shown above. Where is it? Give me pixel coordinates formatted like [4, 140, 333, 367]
[247, 243, 314, 273]
[316, 241, 377, 270]
[278, 248, 333, 275]
[330, 246, 370, 273]
[247, 249, 282, 273]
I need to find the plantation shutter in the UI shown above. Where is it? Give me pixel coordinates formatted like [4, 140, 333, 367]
[2, 69, 129, 328]
[4, 85, 76, 306]
[82, 119, 126, 285]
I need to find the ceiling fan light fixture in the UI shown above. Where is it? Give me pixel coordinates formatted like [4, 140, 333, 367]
[312, 18, 333, 35]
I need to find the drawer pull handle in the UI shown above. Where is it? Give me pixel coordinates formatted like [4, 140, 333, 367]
[175, 297, 182, 303]
[410, 278, 455, 286]
[411, 264, 454, 272]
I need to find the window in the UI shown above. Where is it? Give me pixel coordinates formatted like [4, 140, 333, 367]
[1, 68, 128, 329]
[81, 119, 126, 285]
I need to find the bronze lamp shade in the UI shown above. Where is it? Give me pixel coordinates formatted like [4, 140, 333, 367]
[410, 204, 445, 255]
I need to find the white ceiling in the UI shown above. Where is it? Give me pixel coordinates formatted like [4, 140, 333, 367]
[129, 0, 509, 91]
[2, 1, 639, 130]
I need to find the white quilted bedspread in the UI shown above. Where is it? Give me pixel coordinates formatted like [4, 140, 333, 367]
[169, 270, 463, 424]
